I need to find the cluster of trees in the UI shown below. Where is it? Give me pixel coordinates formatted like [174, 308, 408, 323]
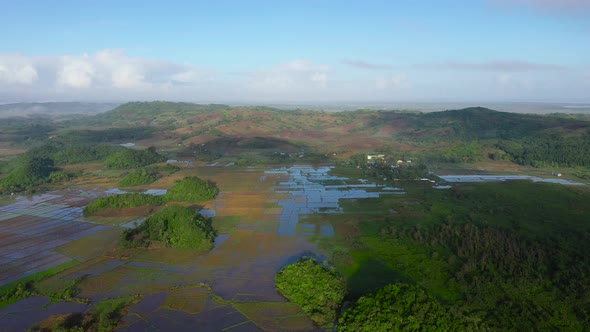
[6, 141, 124, 166]
[82, 193, 164, 216]
[57, 127, 155, 143]
[378, 222, 588, 329]
[164, 176, 219, 202]
[276, 258, 484, 330]
[103, 147, 166, 169]
[120, 205, 216, 250]
[52, 145, 124, 164]
[497, 136, 590, 167]
[118, 168, 160, 187]
[0, 142, 167, 194]
[117, 164, 179, 187]
[354, 158, 431, 181]
[0, 156, 55, 194]
[425, 142, 482, 163]
[28, 296, 136, 332]
[83, 176, 218, 216]
[338, 283, 483, 331]
[275, 258, 346, 327]
[370, 182, 590, 330]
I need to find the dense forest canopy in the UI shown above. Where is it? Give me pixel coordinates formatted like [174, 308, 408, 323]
[121, 205, 216, 250]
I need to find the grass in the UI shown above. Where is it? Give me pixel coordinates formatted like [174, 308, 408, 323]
[55, 228, 121, 261]
[211, 215, 241, 233]
[27, 295, 140, 332]
[0, 197, 15, 206]
[233, 302, 315, 332]
[163, 286, 210, 314]
[0, 260, 80, 309]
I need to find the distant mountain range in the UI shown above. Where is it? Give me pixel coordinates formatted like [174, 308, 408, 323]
[0, 102, 120, 118]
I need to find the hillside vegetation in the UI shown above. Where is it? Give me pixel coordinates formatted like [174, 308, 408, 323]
[80, 102, 590, 168]
[121, 205, 216, 249]
[322, 176, 590, 330]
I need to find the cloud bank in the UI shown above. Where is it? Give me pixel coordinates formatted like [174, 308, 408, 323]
[0, 50, 588, 103]
[423, 60, 565, 72]
[342, 59, 392, 70]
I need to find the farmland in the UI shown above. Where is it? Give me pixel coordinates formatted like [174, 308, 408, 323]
[1, 102, 590, 330]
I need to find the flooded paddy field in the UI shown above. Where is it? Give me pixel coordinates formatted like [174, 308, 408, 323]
[0, 189, 110, 286]
[0, 165, 404, 331]
[439, 174, 586, 186]
[5, 165, 588, 330]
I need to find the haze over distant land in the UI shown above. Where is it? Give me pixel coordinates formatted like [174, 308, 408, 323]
[1, 1, 589, 104]
[0, 102, 119, 118]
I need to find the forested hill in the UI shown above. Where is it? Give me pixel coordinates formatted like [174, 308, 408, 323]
[399, 106, 590, 140]
[0, 102, 119, 118]
[62, 102, 590, 167]
[67, 101, 232, 126]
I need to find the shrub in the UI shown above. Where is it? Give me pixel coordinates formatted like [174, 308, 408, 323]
[121, 205, 216, 250]
[338, 283, 484, 331]
[118, 168, 160, 187]
[103, 147, 165, 169]
[0, 156, 55, 194]
[164, 176, 218, 202]
[275, 258, 346, 327]
[52, 144, 124, 164]
[83, 193, 163, 216]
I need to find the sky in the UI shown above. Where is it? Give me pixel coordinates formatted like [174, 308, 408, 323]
[1, 0, 589, 104]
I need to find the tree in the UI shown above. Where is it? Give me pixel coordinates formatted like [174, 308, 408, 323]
[276, 258, 346, 327]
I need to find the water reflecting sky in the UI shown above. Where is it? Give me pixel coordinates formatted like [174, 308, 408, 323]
[266, 166, 405, 237]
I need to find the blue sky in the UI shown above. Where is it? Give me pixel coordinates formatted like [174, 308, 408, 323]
[1, 0, 589, 103]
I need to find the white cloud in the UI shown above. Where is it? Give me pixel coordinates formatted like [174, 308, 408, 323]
[422, 60, 565, 72]
[250, 60, 329, 92]
[376, 74, 408, 90]
[342, 59, 392, 70]
[111, 64, 144, 88]
[57, 55, 95, 88]
[0, 56, 39, 85]
[311, 73, 327, 87]
[1, 51, 589, 103]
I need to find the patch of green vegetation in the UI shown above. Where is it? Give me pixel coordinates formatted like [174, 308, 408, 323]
[164, 176, 218, 202]
[52, 144, 124, 165]
[103, 147, 165, 169]
[28, 295, 139, 332]
[338, 283, 485, 331]
[0, 260, 80, 309]
[56, 126, 156, 143]
[0, 155, 54, 194]
[211, 215, 241, 234]
[326, 178, 590, 330]
[82, 193, 164, 216]
[117, 164, 179, 187]
[0, 197, 15, 206]
[121, 205, 216, 249]
[81, 101, 229, 126]
[359, 237, 462, 303]
[118, 168, 160, 187]
[275, 258, 346, 327]
[498, 135, 590, 167]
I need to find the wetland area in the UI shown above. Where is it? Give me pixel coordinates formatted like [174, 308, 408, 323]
[0, 165, 406, 331]
[1, 165, 588, 330]
[2, 102, 590, 330]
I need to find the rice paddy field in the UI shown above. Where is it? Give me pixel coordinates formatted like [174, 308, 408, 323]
[1, 163, 589, 330]
[1, 165, 397, 331]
